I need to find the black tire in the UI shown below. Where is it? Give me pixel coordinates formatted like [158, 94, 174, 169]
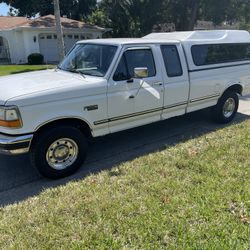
[212, 90, 239, 124]
[30, 126, 88, 179]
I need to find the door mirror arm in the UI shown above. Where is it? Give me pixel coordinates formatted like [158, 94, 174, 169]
[127, 78, 134, 83]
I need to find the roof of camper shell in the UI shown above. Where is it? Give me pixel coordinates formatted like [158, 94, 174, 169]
[143, 30, 250, 44]
[144, 30, 250, 71]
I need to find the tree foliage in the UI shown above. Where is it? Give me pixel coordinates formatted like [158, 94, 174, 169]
[93, 0, 164, 37]
[89, 0, 250, 37]
[1, 0, 96, 19]
[1, 0, 250, 36]
[161, 0, 233, 31]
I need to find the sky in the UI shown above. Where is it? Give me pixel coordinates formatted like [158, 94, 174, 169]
[0, 3, 9, 16]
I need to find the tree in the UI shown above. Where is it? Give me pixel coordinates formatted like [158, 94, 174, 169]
[225, 0, 250, 29]
[53, 0, 65, 62]
[1, 0, 97, 19]
[92, 0, 248, 36]
[87, 9, 110, 29]
[160, 0, 233, 31]
[2, 0, 250, 36]
[92, 0, 164, 37]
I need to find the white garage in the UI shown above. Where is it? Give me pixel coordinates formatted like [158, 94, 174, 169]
[39, 32, 95, 63]
[0, 15, 107, 64]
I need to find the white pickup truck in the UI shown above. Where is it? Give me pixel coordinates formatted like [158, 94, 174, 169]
[0, 30, 250, 178]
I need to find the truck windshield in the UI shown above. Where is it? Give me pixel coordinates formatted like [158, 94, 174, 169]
[59, 44, 118, 77]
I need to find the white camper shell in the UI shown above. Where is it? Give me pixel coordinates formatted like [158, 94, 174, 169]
[144, 30, 250, 71]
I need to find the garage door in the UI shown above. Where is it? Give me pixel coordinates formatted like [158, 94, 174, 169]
[63, 34, 93, 53]
[39, 34, 94, 63]
[39, 34, 59, 63]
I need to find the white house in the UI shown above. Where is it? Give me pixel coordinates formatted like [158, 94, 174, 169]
[0, 15, 107, 64]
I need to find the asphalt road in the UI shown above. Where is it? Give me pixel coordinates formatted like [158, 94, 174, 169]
[0, 96, 249, 207]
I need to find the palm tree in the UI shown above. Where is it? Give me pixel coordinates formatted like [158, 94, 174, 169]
[53, 0, 65, 62]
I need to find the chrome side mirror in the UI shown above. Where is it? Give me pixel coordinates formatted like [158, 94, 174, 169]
[134, 67, 148, 78]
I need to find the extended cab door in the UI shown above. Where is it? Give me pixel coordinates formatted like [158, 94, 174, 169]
[160, 44, 189, 119]
[107, 45, 164, 133]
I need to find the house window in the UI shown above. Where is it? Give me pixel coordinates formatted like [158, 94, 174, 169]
[54, 35, 57, 39]
[74, 35, 79, 39]
[68, 35, 73, 39]
[47, 35, 52, 39]
[80, 35, 85, 40]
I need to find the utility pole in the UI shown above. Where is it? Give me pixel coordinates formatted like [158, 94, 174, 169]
[53, 0, 65, 62]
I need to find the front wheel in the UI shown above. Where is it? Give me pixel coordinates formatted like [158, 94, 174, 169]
[212, 90, 239, 124]
[30, 126, 88, 179]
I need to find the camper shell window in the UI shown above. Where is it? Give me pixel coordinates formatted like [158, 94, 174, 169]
[191, 43, 250, 66]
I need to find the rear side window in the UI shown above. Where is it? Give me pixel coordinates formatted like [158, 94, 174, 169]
[192, 43, 250, 66]
[161, 45, 183, 77]
[113, 49, 156, 81]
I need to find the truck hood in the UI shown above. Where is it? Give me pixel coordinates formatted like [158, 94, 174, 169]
[0, 69, 102, 105]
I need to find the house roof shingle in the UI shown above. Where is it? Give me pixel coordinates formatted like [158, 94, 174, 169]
[0, 16, 28, 30]
[0, 15, 104, 31]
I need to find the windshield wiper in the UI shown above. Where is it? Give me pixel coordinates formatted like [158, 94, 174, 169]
[65, 68, 86, 78]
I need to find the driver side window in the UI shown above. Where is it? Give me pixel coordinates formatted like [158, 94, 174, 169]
[113, 48, 156, 81]
[113, 55, 128, 81]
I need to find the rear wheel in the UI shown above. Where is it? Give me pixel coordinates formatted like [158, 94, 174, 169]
[30, 126, 87, 179]
[212, 90, 239, 123]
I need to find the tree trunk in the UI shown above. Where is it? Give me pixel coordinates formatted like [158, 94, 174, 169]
[53, 0, 65, 62]
[187, 0, 200, 31]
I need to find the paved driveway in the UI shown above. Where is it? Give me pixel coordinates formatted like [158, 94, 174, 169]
[0, 96, 250, 206]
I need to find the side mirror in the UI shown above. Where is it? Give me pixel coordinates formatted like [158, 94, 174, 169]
[134, 67, 148, 78]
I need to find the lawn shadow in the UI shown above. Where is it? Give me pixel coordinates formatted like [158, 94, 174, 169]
[0, 108, 249, 207]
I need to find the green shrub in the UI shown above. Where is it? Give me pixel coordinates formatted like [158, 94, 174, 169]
[27, 53, 44, 65]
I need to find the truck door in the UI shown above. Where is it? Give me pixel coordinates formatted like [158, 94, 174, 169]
[160, 44, 189, 119]
[107, 45, 164, 133]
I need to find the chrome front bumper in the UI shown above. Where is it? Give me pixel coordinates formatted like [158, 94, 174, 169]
[0, 133, 33, 155]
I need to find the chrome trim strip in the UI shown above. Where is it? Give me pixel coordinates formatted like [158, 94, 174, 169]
[94, 94, 219, 126]
[164, 101, 188, 110]
[94, 107, 162, 125]
[94, 101, 188, 125]
[190, 94, 220, 103]
[94, 119, 109, 126]
[110, 107, 162, 122]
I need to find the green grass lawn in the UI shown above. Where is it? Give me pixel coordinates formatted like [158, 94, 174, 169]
[0, 65, 55, 76]
[0, 120, 249, 249]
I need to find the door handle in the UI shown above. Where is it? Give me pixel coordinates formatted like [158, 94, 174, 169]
[153, 82, 163, 86]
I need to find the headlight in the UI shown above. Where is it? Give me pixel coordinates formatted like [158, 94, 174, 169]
[0, 106, 22, 128]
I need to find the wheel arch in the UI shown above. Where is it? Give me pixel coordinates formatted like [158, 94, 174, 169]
[224, 84, 243, 96]
[34, 117, 93, 138]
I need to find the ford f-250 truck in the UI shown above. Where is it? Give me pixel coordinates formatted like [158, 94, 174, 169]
[0, 30, 250, 178]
